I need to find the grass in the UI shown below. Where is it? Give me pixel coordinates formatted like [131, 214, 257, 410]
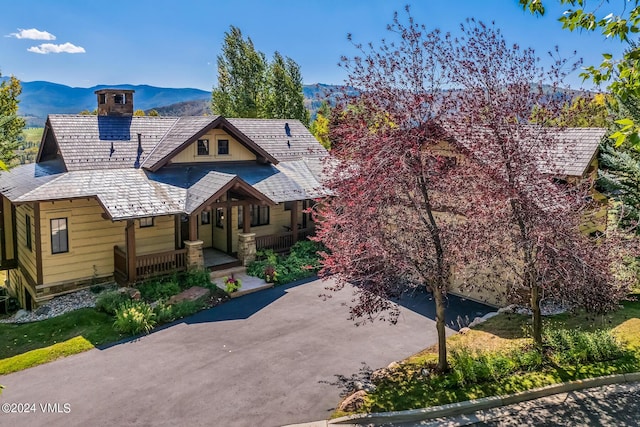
[340, 298, 640, 417]
[0, 308, 122, 374]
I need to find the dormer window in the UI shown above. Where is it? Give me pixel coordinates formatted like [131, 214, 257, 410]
[217, 139, 229, 155]
[197, 139, 209, 156]
[114, 93, 126, 105]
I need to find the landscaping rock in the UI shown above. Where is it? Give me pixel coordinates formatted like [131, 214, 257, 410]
[459, 327, 471, 334]
[482, 311, 499, 321]
[338, 390, 367, 412]
[34, 305, 51, 316]
[0, 288, 104, 324]
[167, 286, 210, 305]
[354, 380, 376, 393]
[387, 361, 400, 370]
[118, 287, 141, 300]
[370, 368, 388, 383]
[498, 304, 517, 314]
[468, 316, 486, 327]
[14, 309, 28, 320]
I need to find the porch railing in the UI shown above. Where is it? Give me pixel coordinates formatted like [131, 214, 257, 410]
[255, 227, 315, 253]
[114, 246, 188, 283]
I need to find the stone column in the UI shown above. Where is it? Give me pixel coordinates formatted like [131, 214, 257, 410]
[237, 232, 256, 266]
[184, 240, 204, 270]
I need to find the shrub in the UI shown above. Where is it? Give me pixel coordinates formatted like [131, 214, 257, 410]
[264, 265, 278, 283]
[182, 268, 212, 289]
[171, 299, 205, 319]
[545, 328, 624, 364]
[154, 301, 175, 324]
[113, 301, 156, 335]
[96, 291, 130, 315]
[137, 280, 181, 301]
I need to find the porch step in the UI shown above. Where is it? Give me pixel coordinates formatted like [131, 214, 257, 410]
[210, 266, 247, 280]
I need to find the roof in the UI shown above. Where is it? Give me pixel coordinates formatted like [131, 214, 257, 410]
[451, 126, 605, 178]
[544, 128, 605, 176]
[44, 115, 180, 171]
[226, 118, 328, 162]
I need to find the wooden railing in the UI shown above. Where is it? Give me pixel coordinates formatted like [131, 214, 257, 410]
[114, 246, 187, 283]
[136, 249, 187, 279]
[255, 227, 315, 253]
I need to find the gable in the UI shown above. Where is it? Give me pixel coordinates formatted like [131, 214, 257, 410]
[169, 129, 257, 164]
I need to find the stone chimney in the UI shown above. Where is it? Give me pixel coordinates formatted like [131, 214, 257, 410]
[95, 89, 135, 117]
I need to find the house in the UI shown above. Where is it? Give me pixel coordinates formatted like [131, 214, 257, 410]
[0, 89, 328, 309]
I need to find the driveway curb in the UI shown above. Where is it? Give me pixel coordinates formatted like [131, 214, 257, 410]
[317, 372, 640, 426]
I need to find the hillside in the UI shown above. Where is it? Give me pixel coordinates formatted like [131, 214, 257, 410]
[6, 79, 342, 126]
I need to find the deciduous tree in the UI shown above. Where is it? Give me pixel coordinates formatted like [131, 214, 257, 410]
[0, 72, 25, 167]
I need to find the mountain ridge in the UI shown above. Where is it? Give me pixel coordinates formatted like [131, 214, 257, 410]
[2, 78, 339, 127]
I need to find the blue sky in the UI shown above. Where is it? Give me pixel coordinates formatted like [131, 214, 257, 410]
[0, 0, 629, 90]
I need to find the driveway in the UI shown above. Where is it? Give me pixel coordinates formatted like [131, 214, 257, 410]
[0, 277, 491, 427]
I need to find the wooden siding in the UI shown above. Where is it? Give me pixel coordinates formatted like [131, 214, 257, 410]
[40, 199, 126, 286]
[135, 215, 175, 255]
[15, 204, 37, 285]
[170, 129, 256, 163]
[198, 213, 213, 248]
[2, 197, 15, 262]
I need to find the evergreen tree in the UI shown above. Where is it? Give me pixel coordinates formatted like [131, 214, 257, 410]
[599, 95, 640, 233]
[0, 72, 25, 167]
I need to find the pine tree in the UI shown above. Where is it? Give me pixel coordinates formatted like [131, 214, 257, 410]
[599, 95, 640, 233]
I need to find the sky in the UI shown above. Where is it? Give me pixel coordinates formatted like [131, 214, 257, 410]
[0, 0, 631, 91]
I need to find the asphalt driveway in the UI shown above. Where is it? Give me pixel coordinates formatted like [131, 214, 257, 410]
[0, 277, 491, 427]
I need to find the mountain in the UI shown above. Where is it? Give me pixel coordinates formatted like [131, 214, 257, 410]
[3, 79, 211, 126]
[7, 79, 343, 127]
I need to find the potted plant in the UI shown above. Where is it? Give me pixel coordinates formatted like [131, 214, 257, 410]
[224, 275, 242, 293]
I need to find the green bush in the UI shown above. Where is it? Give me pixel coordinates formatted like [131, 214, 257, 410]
[113, 301, 156, 335]
[171, 299, 205, 319]
[247, 241, 325, 285]
[181, 268, 212, 289]
[154, 301, 176, 324]
[95, 291, 130, 315]
[137, 280, 181, 301]
[545, 329, 624, 364]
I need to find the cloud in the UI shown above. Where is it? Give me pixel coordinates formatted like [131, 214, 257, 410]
[27, 42, 86, 54]
[7, 28, 56, 40]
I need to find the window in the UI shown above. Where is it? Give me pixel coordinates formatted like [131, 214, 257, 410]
[217, 139, 229, 155]
[284, 201, 294, 211]
[140, 217, 154, 228]
[238, 205, 270, 228]
[201, 211, 211, 225]
[51, 218, 68, 254]
[114, 93, 126, 104]
[197, 139, 209, 156]
[25, 214, 32, 250]
[215, 208, 225, 228]
[98, 94, 106, 104]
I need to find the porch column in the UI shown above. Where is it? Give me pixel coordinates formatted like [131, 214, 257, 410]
[188, 214, 198, 241]
[126, 219, 137, 283]
[184, 240, 204, 270]
[237, 232, 256, 266]
[243, 202, 251, 233]
[291, 200, 299, 244]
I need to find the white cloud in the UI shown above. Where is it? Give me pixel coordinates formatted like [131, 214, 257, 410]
[8, 28, 56, 40]
[27, 42, 86, 54]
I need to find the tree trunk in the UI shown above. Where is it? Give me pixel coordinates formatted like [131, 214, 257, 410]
[433, 283, 448, 372]
[531, 282, 543, 346]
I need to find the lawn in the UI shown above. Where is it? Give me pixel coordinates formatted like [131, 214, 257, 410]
[0, 308, 122, 375]
[339, 298, 640, 416]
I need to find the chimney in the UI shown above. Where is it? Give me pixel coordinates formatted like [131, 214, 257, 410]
[95, 89, 135, 117]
